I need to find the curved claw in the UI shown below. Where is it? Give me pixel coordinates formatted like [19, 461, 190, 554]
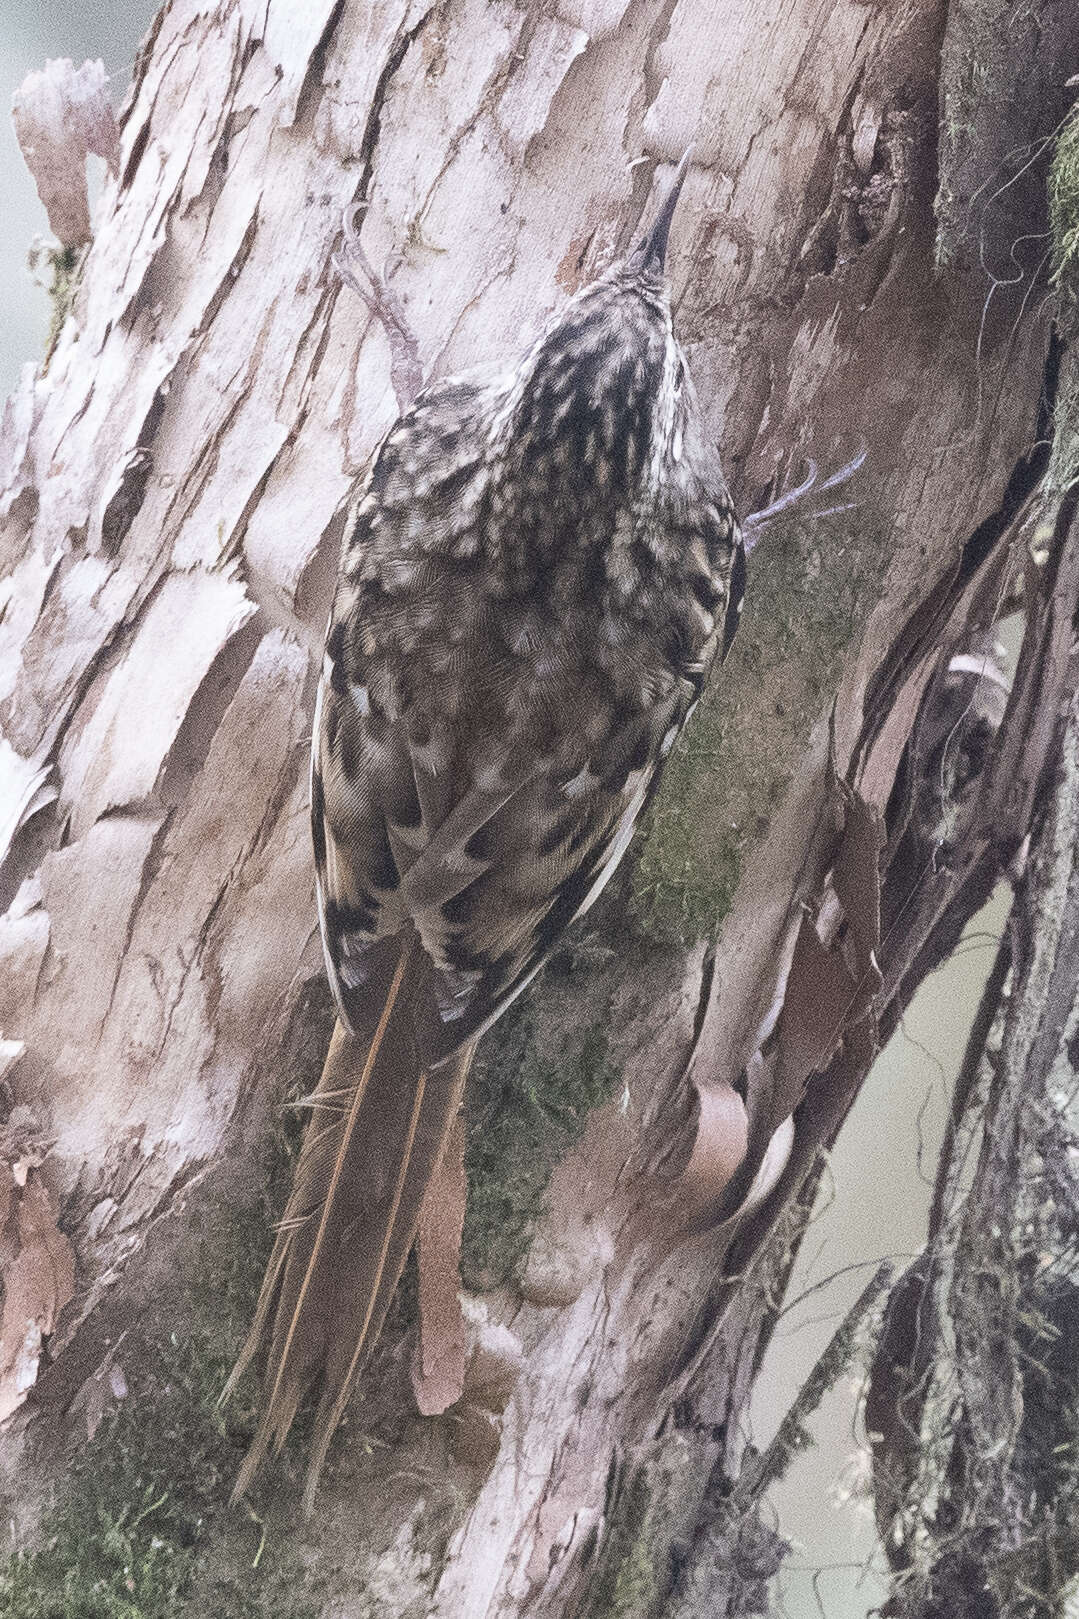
[813, 444, 868, 496]
[742, 459, 819, 536]
[342, 199, 369, 248]
[332, 199, 424, 409]
[334, 201, 380, 310]
[741, 444, 867, 551]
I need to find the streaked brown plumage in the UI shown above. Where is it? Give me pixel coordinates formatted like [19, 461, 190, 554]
[228, 151, 743, 1508]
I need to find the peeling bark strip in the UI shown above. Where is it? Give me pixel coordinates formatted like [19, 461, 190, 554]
[12, 58, 120, 248]
[0, 0, 1073, 1612]
[0, 1043, 75, 1425]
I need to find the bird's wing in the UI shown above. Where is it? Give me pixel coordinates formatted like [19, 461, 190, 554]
[400, 682, 690, 1056]
[313, 627, 695, 1060]
[311, 370, 500, 1036]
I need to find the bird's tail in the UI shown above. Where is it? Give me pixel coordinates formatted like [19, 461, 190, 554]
[225, 940, 473, 1511]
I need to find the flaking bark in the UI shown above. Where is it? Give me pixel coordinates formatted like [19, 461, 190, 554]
[0, 1, 1076, 1613]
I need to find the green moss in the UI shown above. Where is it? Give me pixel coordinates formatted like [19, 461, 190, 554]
[1047, 378, 1079, 495]
[0, 945, 617, 1614]
[580, 1437, 710, 1619]
[632, 512, 889, 941]
[935, 41, 992, 270]
[1050, 108, 1079, 320]
[603, 1537, 657, 1617]
[46, 248, 80, 352]
[584, 1468, 659, 1619]
[461, 973, 618, 1287]
[934, 0, 1054, 276]
[1045, 330, 1079, 498]
[0, 1201, 317, 1619]
[26, 243, 84, 365]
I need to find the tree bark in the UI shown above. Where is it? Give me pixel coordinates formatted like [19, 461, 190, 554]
[0, 1, 1076, 1614]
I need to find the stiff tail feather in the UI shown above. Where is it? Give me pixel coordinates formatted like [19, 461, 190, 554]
[225, 939, 473, 1509]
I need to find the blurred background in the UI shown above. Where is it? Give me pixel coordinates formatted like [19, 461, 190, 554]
[0, 8, 1009, 1615]
[0, 0, 155, 396]
[752, 887, 1009, 1618]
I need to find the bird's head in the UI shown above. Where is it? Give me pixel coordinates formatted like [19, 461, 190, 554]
[623, 145, 694, 284]
[509, 152, 696, 513]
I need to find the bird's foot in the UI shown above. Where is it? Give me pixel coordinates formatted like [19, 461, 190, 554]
[742, 446, 867, 553]
[334, 201, 424, 412]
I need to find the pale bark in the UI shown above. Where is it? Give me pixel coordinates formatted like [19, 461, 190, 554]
[0, 1, 1075, 1613]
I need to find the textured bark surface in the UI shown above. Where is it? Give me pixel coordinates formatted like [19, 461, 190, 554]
[0, 1, 1075, 1614]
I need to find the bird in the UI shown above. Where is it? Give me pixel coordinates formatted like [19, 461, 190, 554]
[227, 149, 744, 1509]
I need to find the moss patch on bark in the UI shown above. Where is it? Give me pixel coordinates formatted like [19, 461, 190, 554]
[631, 510, 889, 941]
[0, 1201, 316, 1619]
[460, 950, 619, 1289]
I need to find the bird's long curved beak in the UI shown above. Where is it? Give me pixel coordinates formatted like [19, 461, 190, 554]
[632, 146, 694, 271]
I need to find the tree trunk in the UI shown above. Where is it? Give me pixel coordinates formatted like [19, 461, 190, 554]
[1, 1, 1076, 1614]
